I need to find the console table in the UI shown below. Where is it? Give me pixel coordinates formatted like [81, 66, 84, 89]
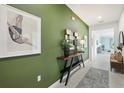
[57, 51, 85, 86]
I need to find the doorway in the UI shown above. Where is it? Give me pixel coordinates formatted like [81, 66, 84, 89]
[91, 28, 114, 60]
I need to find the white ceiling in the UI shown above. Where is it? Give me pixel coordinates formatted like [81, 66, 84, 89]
[67, 4, 124, 26]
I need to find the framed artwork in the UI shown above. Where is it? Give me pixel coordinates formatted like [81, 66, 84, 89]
[84, 35, 87, 48]
[65, 29, 73, 41]
[65, 29, 73, 36]
[0, 5, 41, 58]
[73, 32, 78, 37]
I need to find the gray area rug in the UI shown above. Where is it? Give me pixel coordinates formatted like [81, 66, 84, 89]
[76, 67, 109, 88]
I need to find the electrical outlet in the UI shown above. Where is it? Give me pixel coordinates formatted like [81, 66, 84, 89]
[37, 75, 41, 82]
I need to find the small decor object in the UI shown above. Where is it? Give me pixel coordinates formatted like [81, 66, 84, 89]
[65, 35, 68, 40]
[74, 32, 78, 37]
[84, 35, 88, 48]
[69, 35, 75, 40]
[73, 37, 79, 53]
[80, 39, 85, 51]
[117, 46, 122, 53]
[65, 29, 73, 35]
[119, 31, 124, 48]
[0, 5, 41, 58]
[61, 29, 85, 56]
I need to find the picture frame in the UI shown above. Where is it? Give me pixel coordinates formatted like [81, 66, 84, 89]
[84, 35, 88, 48]
[0, 5, 41, 58]
[73, 32, 78, 37]
[65, 29, 73, 35]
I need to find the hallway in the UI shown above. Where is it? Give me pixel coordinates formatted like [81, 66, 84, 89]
[93, 53, 124, 88]
[53, 53, 124, 88]
[92, 53, 110, 71]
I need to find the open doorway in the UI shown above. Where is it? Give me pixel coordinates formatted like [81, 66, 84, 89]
[92, 28, 114, 60]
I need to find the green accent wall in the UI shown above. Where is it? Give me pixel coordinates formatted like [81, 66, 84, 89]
[0, 4, 89, 88]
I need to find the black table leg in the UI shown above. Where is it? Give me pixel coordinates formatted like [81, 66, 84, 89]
[81, 54, 85, 67]
[77, 56, 81, 67]
[65, 57, 74, 86]
[60, 60, 68, 83]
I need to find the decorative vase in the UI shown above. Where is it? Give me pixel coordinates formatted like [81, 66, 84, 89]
[64, 46, 70, 57]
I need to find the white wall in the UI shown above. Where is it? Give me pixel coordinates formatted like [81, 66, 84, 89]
[119, 9, 124, 55]
[119, 9, 124, 32]
[92, 31, 101, 58]
[89, 21, 118, 61]
[93, 34, 97, 57]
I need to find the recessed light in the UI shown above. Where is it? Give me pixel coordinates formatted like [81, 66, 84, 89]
[71, 16, 75, 21]
[97, 16, 104, 23]
[98, 16, 102, 19]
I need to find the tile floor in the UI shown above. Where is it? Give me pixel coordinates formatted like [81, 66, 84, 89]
[53, 53, 124, 88]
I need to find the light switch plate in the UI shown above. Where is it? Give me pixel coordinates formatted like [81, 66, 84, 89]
[37, 75, 41, 82]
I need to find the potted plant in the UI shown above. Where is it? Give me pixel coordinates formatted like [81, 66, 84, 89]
[61, 39, 73, 57]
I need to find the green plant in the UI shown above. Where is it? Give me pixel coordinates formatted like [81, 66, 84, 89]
[61, 39, 74, 56]
[61, 39, 73, 49]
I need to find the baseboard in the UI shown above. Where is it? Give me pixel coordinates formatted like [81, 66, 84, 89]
[48, 59, 89, 88]
[48, 79, 60, 88]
